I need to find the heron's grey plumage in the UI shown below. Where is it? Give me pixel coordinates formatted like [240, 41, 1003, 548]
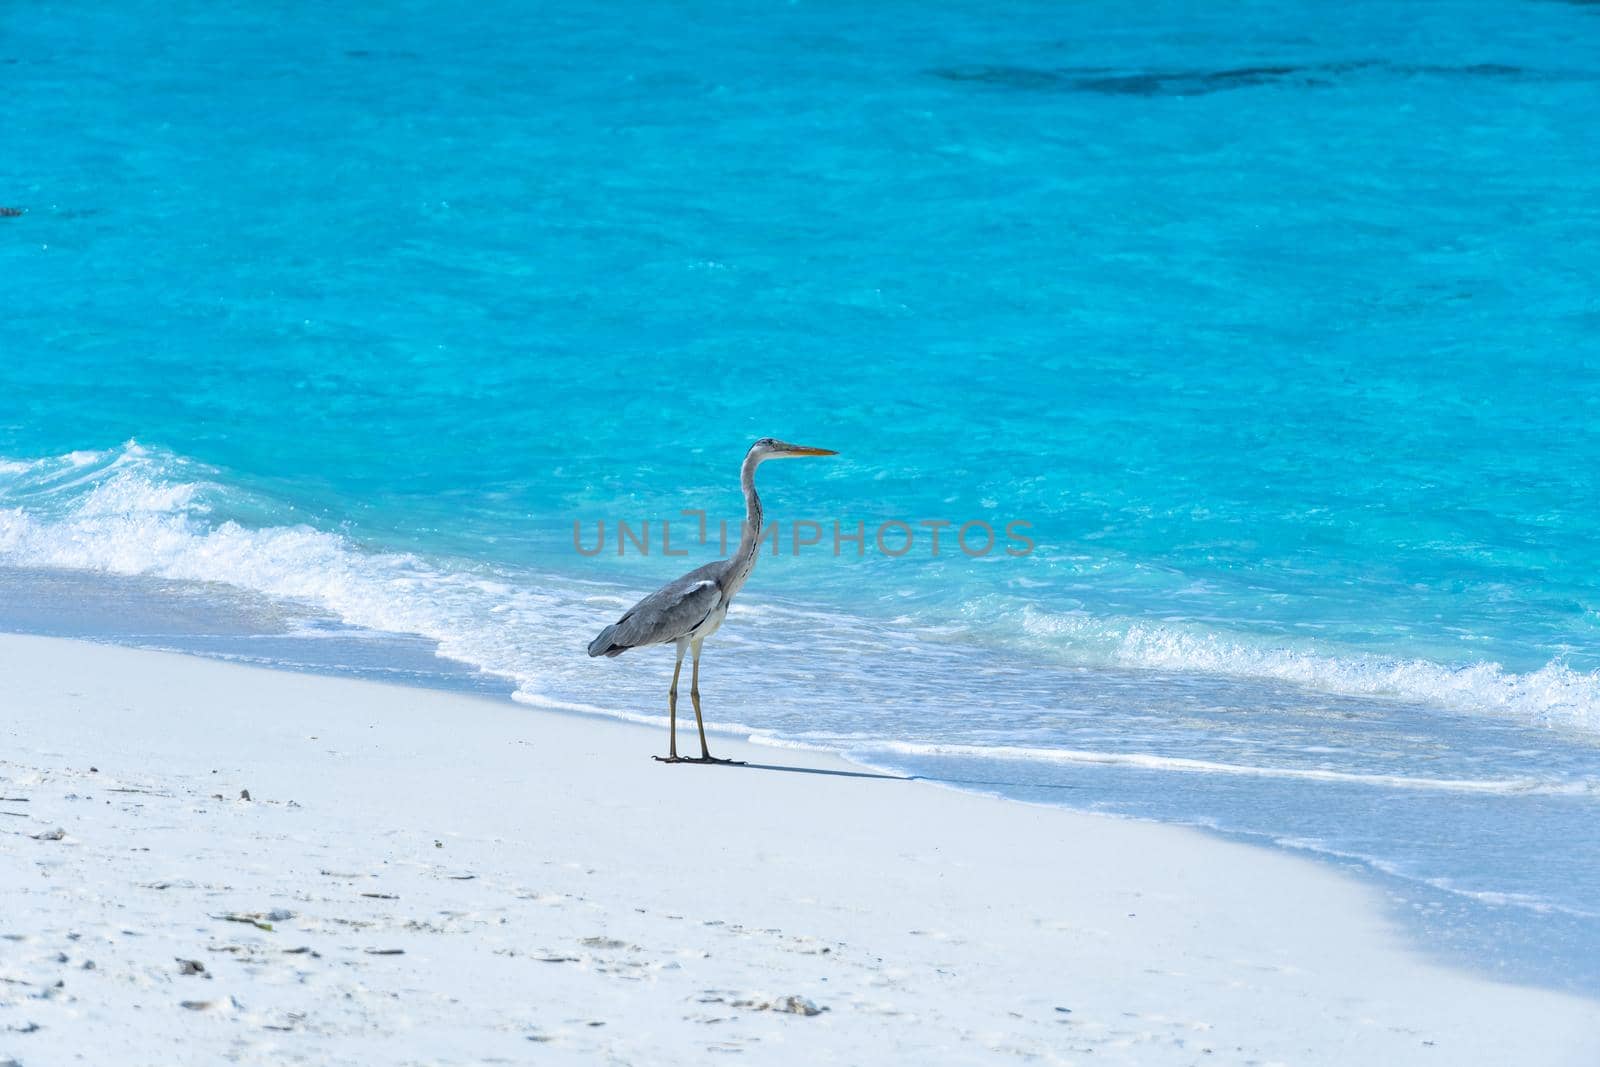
[587, 567, 723, 657]
[586, 437, 837, 762]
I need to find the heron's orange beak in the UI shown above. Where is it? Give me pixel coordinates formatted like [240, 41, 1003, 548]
[784, 445, 838, 457]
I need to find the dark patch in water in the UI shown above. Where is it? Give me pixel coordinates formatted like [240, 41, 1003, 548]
[0, 207, 25, 218]
[1077, 64, 1322, 96]
[931, 60, 1530, 97]
[345, 49, 421, 60]
[1410, 63, 1525, 77]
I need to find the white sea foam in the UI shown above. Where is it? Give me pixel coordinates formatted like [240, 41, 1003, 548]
[856, 740, 1597, 796]
[0, 443, 587, 703]
[3, 441, 1600, 749]
[1011, 603, 1600, 736]
[513, 691, 779, 742]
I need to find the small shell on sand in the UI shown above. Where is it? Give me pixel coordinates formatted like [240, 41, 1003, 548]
[733, 995, 825, 1017]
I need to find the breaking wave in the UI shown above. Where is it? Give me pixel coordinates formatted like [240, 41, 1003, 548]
[3, 441, 1599, 742]
[1001, 604, 1600, 736]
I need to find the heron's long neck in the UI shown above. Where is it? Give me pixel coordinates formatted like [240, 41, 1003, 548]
[729, 452, 764, 586]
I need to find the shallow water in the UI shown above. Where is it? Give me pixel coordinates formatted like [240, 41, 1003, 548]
[5, 0, 1600, 992]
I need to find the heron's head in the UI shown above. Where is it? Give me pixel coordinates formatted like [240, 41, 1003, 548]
[749, 437, 838, 461]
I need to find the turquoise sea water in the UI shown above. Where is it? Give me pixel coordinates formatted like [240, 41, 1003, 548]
[5, 0, 1600, 992]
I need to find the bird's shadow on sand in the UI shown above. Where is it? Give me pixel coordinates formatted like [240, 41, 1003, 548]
[730, 761, 909, 781]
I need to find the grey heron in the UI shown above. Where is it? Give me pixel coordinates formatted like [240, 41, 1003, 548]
[587, 438, 838, 763]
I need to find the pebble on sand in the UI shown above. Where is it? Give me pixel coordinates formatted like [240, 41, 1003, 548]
[733, 995, 825, 1017]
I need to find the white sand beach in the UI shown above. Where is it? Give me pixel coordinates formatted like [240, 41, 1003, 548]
[1, 633, 1595, 1065]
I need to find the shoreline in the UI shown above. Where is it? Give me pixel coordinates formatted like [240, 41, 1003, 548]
[5, 562, 1599, 998]
[2, 633, 1596, 1064]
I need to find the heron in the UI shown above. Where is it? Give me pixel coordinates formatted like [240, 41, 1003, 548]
[587, 437, 838, 764]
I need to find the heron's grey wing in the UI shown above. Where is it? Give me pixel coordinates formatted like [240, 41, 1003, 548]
[587, 575, 723, 657]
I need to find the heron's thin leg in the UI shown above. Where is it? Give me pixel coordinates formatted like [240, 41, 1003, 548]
[688, 643, 743, 765]
[690, 642, 709, 759]
[661, 646, 684, 761]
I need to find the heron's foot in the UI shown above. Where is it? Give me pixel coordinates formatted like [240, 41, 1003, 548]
[652, 754, 744, 766]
